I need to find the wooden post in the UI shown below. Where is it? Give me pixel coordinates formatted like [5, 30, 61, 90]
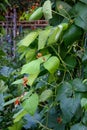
[12, 8, 17, 58]
[13, 8, 17, 38]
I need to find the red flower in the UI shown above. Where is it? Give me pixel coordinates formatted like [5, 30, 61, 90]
[14, 98, 20, 107]
[57, 117, 62, 124]
[31, 6, 35, 10]
[23, 76, 28, 86]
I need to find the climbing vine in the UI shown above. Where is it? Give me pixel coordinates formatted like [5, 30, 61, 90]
[0, 0, 87, 130]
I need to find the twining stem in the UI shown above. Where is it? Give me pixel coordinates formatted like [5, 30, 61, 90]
[52, 10, 70, 21]
[36, 120, 53, 130]
[50, 45, 73, 79]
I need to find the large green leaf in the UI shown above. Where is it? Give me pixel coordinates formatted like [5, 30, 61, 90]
[56, 82, 73, 101]
[21, 54, 51, 75]
[73, 2, 87, 30]
[60, 97, 80, 122]
[44, 56, 60, 73]
[43, 0, 52, 20]
[72, 78, 87, 92]
[29, 7, 43, 21]
[38, 29, 50, 50]
[70, 123, 87, 130]
[47, 108, 65, 130]
[18, 31, 38, 47]
[63, 24, 83, 45]
[56, 1, 71, 16]
[47, 25, 63, 45]
[40, 89, 52, 102]
[21, 54, 51, 85]
[21, 59, 41, 74]
[22, 93, 39, 115]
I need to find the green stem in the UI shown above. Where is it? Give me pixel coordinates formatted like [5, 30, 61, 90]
[50, 45, 73, 79]
[36, 120, 53, 130]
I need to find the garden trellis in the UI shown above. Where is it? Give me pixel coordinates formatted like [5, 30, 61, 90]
[0, 7, 48, 57]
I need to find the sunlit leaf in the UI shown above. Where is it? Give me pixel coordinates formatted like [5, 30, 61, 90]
[44, 56, 60, 73]
[18, 31, 38, 47]
[38, 29, 50, 50]
[40, 89, 52, 102]
[21, 59, 41, 74]
[22, 93, 39, 115]
[43, 0, 52, 20]
[12, 79, 23, 85]
[47, 25, 63, 45]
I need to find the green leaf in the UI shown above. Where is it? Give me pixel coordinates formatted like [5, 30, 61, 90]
[4, 0, 11, 6]
[43, 0, 52, 20]
[4, 97, 18, 106]
[60, 97, 80, 122]
[25, 49, 36, 62]
[12, 79, 23, 85]
[73, 2, 87, 30]
[22, 93, 39, 115]
[81, 98, 87, 110]
[56, 1, 72, 16]
[56, 82, 73, 101]
[63, 24, 83, 45]
[21, 54, 51, 85]
[29, 7, 43, 21]
[38, 29, 51, 50]
[0, 80, 8, 93]
[18, 31, 38, 47]
[13, 109, 27, 123]
[40, 89, 52, 102]
[0, 3, 6, 11]
[8, 121, 23, 130]
[47, 25, 63, 45]
[18, 46, 27, 53]
[28, 72, 39, 86]
[72, 78, 87, 92]
[80, 0, 87, 4]
[44, 56, 60, 73]
[21, 59, 41, 74]
[21, 54, 51, 75]
[47, 108, 65, 130]
[82, 111, 87, 125]
[70, 123, 87, 130]
[64, 55, 77, 70]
